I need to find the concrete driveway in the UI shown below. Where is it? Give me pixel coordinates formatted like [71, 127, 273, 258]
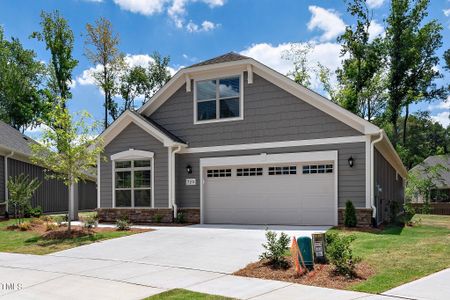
[51, 224, 330, 273]
[0, 224, 399, 300]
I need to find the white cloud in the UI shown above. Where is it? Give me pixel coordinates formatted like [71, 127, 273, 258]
[428, 97, 450, 110]
[368, 20, 384, 40]
[113, 0, 167, 16]
[444, 9, 450, 17]
[186, 20, 218, 32]
[431, 111, 450, 128]
[83, 0, 103, 2]
[367, 0, 385, 9]
[112, 0, 224, 31]
[240, 41, 343, 90]
[307, 6, 346, 42]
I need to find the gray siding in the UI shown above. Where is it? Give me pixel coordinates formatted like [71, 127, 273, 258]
[8, 158, 69, 213]
[150, 73, 362, 148]
[175, 142, 366, 208]
[374, 148, 404, 223]
[0, 155, 4, 202]
[100, 123, 168, 208]
[79, 180, 97, 210]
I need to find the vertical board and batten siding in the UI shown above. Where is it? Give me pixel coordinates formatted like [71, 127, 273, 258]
[78, 180, 97, 210]
[374, 148, 404, 223]
[100, 123, 168, 208]
[149, 73, 362, 148]
[0, 155, 4, 202]
[6, 158, 96, 212]
[8, 158, 68, 213]
[175, 142, 366, 208]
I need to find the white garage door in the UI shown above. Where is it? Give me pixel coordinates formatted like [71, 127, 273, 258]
[203, 162, 336, 225]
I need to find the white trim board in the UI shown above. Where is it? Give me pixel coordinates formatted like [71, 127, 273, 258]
[199, 150, 338, 225]
[181, 136, 366, 154]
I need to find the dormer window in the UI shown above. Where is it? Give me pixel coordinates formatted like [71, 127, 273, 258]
[194, 75, 243, 124]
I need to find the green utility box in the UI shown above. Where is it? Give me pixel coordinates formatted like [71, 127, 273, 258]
[297, 236, 314, 269]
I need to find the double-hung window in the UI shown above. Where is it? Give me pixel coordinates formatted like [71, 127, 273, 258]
[195, 75, 242, 123]
[115, 160, 152, 207]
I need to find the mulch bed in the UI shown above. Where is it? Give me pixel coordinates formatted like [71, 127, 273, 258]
[5, 220, 152, 239]
[234, 259, 374, 290]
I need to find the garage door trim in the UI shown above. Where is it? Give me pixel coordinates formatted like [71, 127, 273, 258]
[199, 150, 338, 225]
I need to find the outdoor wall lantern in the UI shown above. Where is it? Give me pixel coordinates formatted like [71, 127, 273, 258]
[348, 156, 354, 168]
[186, 165, 193, 174]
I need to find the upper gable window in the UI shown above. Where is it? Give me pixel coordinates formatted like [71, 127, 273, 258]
[195, 75, 242, 124]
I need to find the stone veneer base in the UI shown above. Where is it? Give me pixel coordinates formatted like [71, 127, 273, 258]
[96, 208, 200, 224]
[97, 207, 373, 227]
[338, 208, 373, 227]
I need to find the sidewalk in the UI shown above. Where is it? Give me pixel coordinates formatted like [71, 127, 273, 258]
[0, 252, 401, 300]
[383, 268, 450, 300]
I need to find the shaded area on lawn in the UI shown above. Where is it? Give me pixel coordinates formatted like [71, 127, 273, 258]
[0, 217, 150, 255]
[143, 289, 233, 300]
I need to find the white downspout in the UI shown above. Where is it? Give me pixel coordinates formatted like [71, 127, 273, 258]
[2, 151, 14, 212]
[370, 130, 384, 222]
[171, 146, 182, 218]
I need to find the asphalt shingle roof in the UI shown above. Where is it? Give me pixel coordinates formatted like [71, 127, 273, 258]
[130, 111, 186, 144]
[411, 155, 450, 187]
[187, 52, 250, 68]
[0, 120, 34, 156]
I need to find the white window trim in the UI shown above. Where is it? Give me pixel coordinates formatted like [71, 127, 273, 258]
[193, 73, 244, 125]
[111, 149, 155, 208]
[199, 150, 338, 226]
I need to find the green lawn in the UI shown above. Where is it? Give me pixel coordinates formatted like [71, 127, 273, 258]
[0, 217, 142, 255]
[143, 289, 233, 300]
[330, 214, 450, 293]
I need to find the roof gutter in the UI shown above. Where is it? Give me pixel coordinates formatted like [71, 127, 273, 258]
[370, 130, 384, 221]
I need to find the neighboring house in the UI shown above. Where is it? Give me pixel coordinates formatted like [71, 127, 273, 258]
[410, 155, 450, 203]
[0, 120, 97, 217]
[96, 52, 407, 226]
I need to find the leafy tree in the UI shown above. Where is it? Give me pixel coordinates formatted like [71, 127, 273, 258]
[31, 10, 78, 107]
[7, 174, 40, 225]
[144, 52, 171, 102]
[337, 0, 385, 121]
[397, 112, 449, 169]
[444, 49, 450, 70]
[385, 0, 446, 146]
[84, 17, 124, 129]
[283, 43, 313, 87]
[30, 106, 103, 232]
[119, 65, 149, 112]
[0, 27, 47, 132]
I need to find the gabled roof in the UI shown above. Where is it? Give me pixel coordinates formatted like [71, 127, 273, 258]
[187, 52, 250, 68]
[0, 120, 35, 156]
[97, 110, 187, 148]
[410, 155, 450, 187]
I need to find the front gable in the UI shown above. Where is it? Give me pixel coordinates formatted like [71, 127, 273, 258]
[149, 72, 362, 148]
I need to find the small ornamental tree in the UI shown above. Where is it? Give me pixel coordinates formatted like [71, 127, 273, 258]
[31, 105, 103, 232]
[7, 174, 41, 225]
[344, 200, 357, 227]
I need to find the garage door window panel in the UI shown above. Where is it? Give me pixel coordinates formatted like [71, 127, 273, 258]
[303, 164, 333, 174]
[207, 169, 232, 178]
[237, 168, 263, 176]
[268, 166, 296, 175]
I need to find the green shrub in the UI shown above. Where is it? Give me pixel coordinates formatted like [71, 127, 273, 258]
[326, 232, 360, 277]
[344, 200, 357, 227]
[53, 215, 67, 226]
[422, 200, 431, 214]
[389, 201, 401, 223]
[82, 215, 98, 230]
[24, 205, 42, 218]
[175, 212, 185, 224]
[153, 214, 163, 223]
[260, 230, 290, 269]
[116, 217, 131, 231]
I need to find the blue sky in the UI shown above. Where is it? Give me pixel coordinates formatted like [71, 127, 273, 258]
[0, 0, 449, 136]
